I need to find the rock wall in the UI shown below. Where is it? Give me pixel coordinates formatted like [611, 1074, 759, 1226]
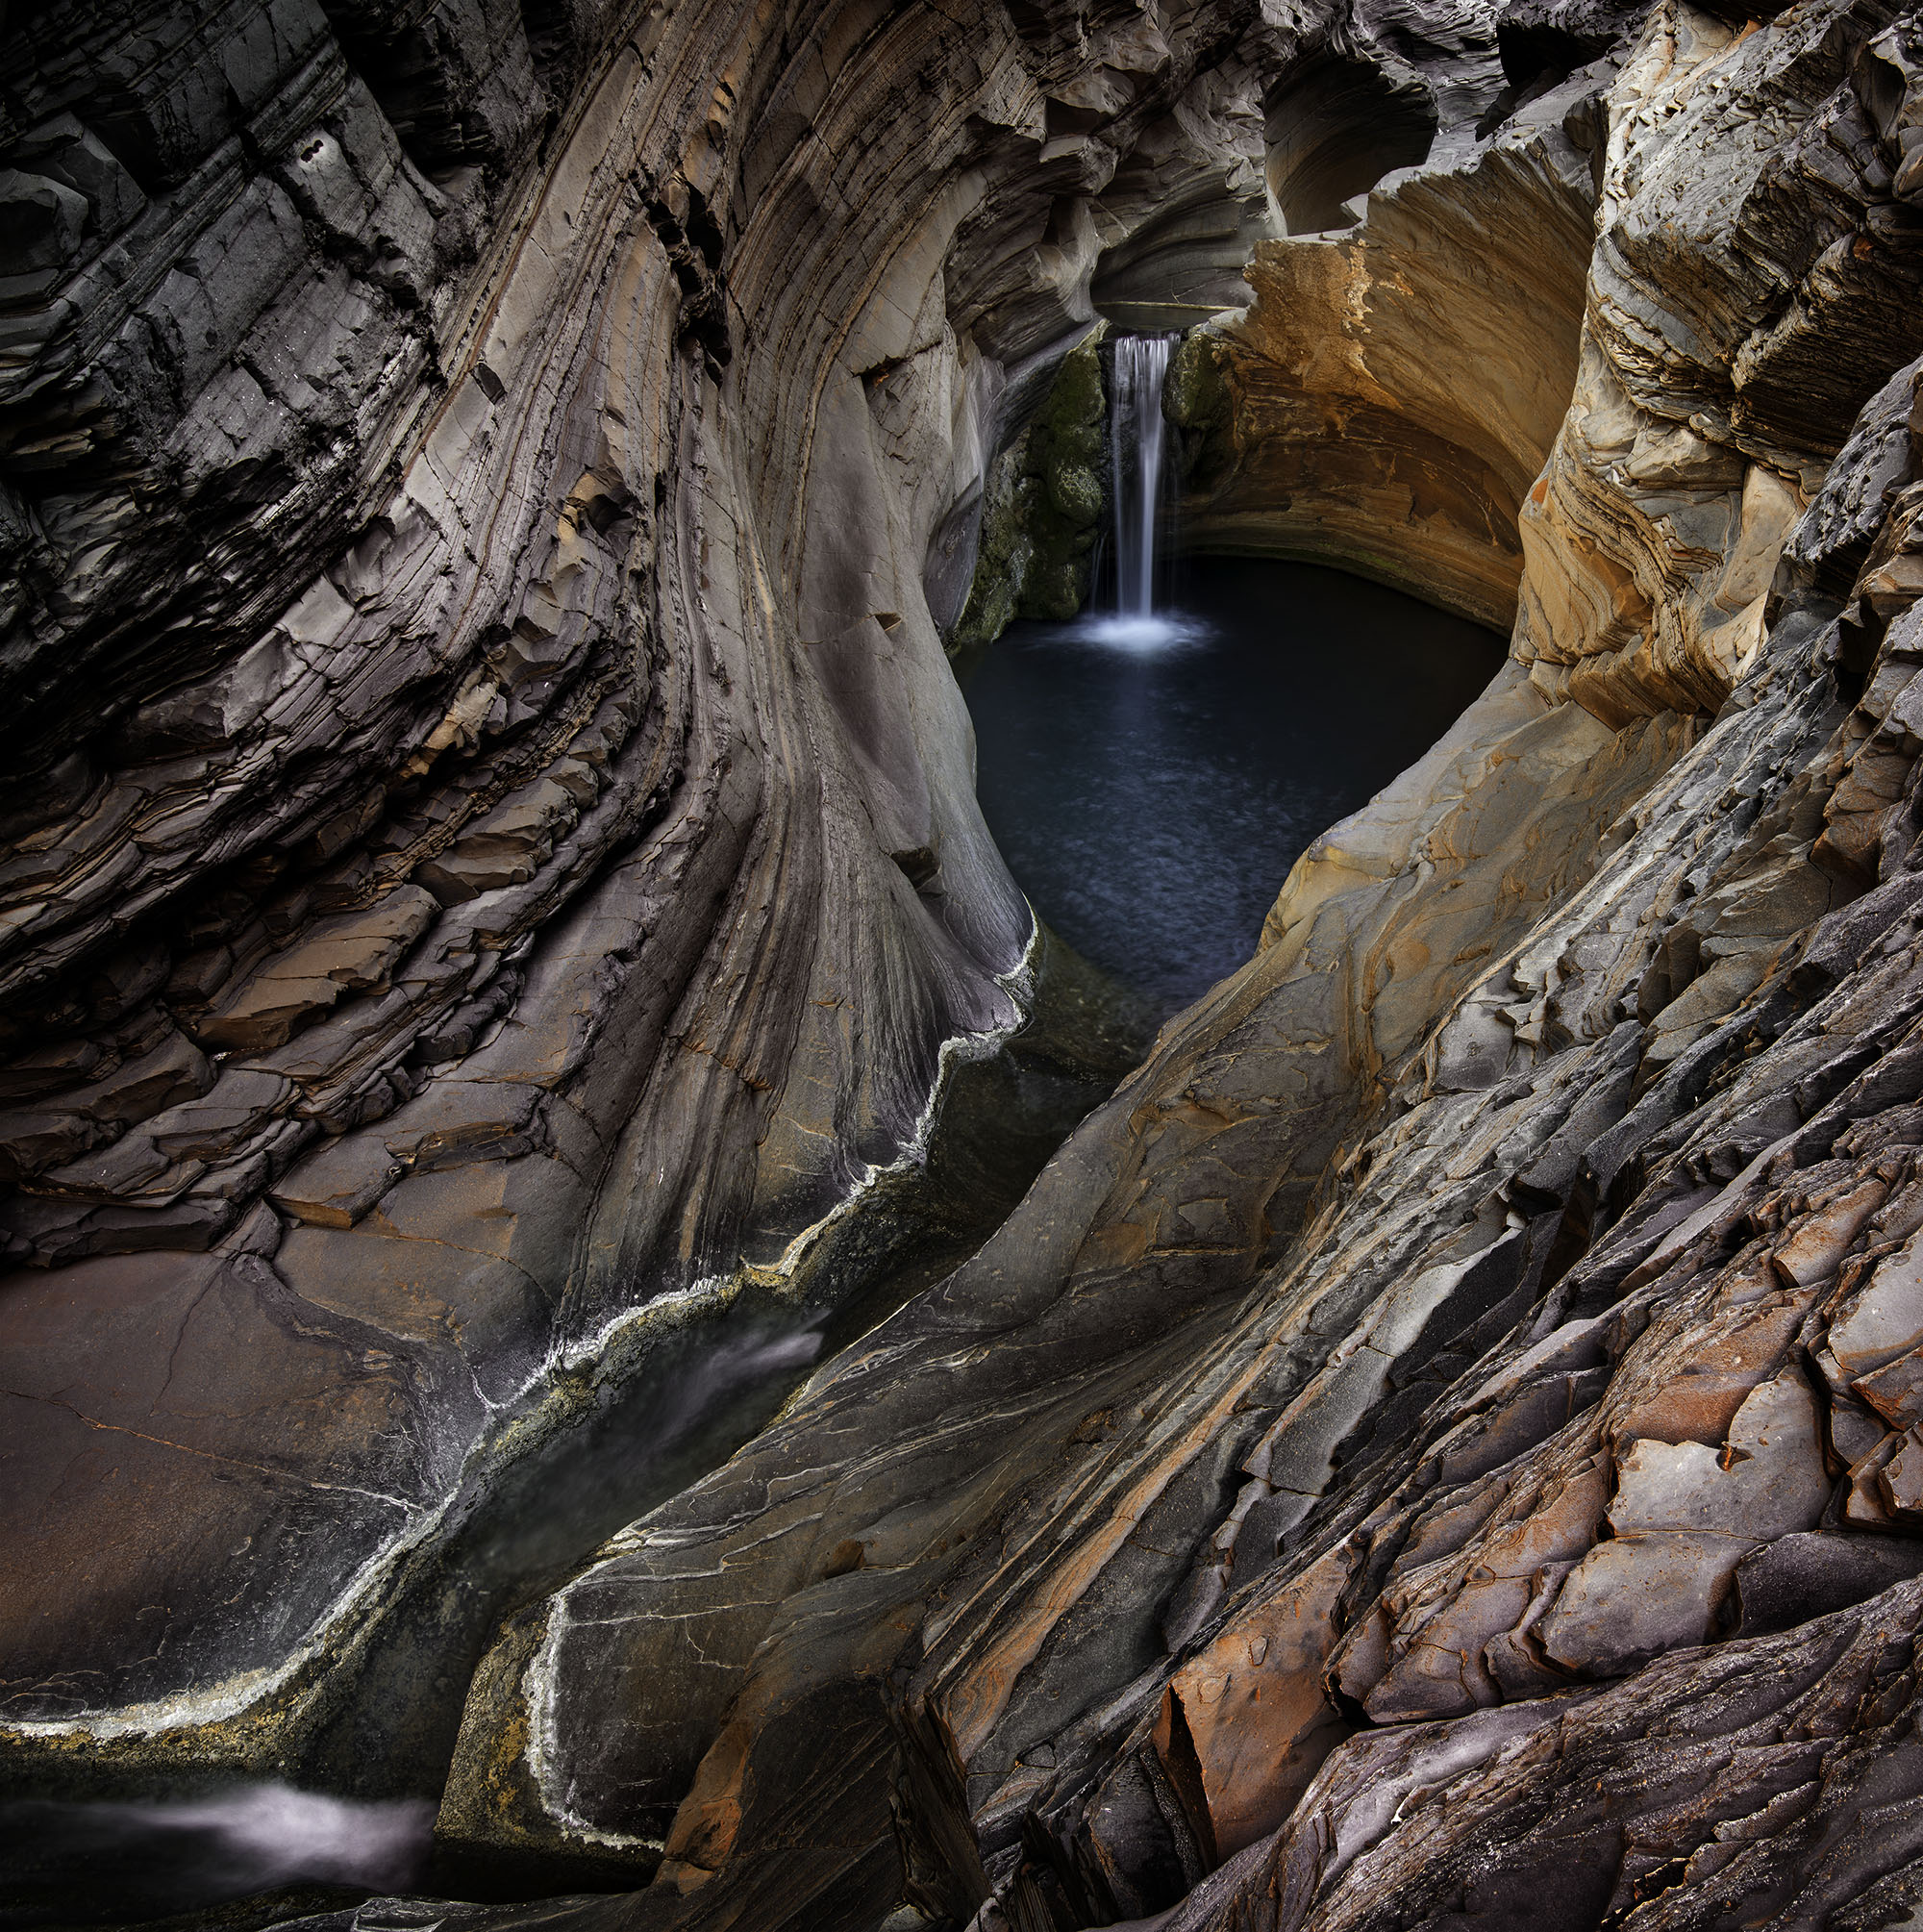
[0, 0, 1267, 1784]
[10, 0, 1923, 1930]
[425, 2, 1923, 1929]
[1168, 69, 1603, 632]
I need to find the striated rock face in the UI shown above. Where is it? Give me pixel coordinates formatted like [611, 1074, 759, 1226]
[11, 0, 1923, 1930]
[1167, 68, 1603, 632]
[1512, 0, 1923, 724]
[422, 2, 1923, 1929]
[0, 0, 1253, 1784]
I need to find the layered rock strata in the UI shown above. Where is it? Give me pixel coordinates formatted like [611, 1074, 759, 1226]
[418, 3, 1923, 1929]
[1167, 65, 1603, 633]
[0, 0, 1261, 1784]
[11, 0, 1923, 1929]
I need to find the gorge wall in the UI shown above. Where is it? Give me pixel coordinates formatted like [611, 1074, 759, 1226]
[8, 0, 1923, 1930]
[0, 0, 1264, 1783]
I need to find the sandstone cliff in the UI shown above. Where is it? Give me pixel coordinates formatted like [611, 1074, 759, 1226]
[8, 0, 1923, 1929]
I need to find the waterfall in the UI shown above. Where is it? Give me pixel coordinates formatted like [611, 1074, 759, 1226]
[1109, 334, 1175, 624]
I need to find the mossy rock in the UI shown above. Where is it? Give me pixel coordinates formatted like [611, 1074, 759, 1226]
[1045, 459, 1103, 527]
[1023, 551, 1087, 620]
[1164, 329, 1228, 432]
[1164, 326, 1234, 489]
[1036, 333, 1107, 460]
[950, 325, 1110, 648]
[950, 444, 1038, 652]
[1013, 326, 1108, 619]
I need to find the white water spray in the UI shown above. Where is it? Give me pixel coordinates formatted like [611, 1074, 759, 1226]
[1102, 334, 1177, 644]
[1, 1783, 437, 1916]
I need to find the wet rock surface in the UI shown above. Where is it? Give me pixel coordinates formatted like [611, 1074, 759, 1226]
[950, 329, 1111, 649]
[0, 0, 1246, 1791]
[429, 3, 1923, 1928]
[11, 0, 1923, 1928]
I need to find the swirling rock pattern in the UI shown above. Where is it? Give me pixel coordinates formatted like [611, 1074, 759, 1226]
[437, 3, 1923, 1929]
[10, 0, 1923, 1929]
[0, 0, 1256, 1772]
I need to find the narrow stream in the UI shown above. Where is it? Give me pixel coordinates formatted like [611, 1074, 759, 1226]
[0, 936, 1149, 1930]
[8, 346, 1501, 1932]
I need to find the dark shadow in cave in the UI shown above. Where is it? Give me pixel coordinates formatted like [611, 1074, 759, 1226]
[1263, 47, 1438, 235]
[1474, 23, 1611, 138]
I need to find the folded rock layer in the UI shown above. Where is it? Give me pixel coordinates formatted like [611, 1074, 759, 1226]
[0, 0, 1261, 1774]
[436, 1, 1923, 1927]
[10, 0, 1923, 1929]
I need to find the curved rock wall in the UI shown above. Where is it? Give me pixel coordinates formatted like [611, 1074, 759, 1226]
[0, 0, 1270, 1781]
[423, 4, 1923, 1930]
[1169, 65, 1602, 631]
[1262, 43, 1438, 235]
[10, 0, 1923, 1929]
[1517, 0, 1923, 723]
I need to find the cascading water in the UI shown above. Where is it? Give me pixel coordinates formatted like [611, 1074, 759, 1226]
[1101, 333, 1178, 646]
[968, 345, 1507, 1013]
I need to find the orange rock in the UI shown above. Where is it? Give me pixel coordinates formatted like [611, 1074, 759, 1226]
[1164, 1546, 1353, 1858]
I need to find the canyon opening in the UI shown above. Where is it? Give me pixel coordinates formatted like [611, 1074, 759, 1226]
[5, 0, 1923, 1929]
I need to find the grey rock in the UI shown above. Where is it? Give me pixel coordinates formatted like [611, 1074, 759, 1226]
[12, 3, 1923, 1932]
[1734, 1529, 1923, 1636]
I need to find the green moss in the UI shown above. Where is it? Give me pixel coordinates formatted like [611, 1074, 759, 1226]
[1163, 329, 1228, 433]
[1164, 326, 1235, 490]
[1036, 331, 1107, 455]
[949, 325, 1110, 650]
[1012, 326, 1108, 622]
[1045, 460, 1103, 527]
[1023, 550, 1086, 620]
[951, 441, 1039, 652]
